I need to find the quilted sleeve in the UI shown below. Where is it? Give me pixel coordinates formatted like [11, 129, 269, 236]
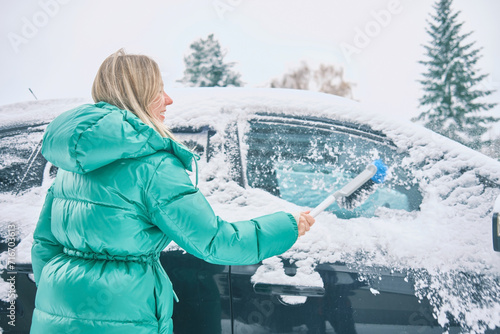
[31, 186, 63, 286]
[146, 156, 298, 265]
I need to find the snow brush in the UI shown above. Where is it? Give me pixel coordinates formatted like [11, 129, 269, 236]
[310, 160, 388, 217]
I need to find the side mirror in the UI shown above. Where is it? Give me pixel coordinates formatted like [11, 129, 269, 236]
[494, 212, 500, 252]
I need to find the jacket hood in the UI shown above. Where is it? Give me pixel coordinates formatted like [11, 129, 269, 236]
[42, 102, 197, 174]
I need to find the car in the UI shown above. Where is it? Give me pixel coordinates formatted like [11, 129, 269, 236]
[1, 88, 500, 334]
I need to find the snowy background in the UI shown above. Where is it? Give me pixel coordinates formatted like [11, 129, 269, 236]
[0, 0, 499, 120]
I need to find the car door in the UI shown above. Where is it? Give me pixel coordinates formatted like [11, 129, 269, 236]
[230, 113, 450, 334]
[162, 127, 234, 334]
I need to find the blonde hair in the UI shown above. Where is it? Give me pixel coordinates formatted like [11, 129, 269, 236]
[92, 49, 175, 139]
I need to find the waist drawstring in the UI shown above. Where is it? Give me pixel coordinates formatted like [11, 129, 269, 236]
[63, 247, 160, 265]
[63, 247, 179, 302]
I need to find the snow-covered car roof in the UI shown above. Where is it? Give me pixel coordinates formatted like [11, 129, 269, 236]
[0, 98, 87, 130]
[1, 88, 500, 331]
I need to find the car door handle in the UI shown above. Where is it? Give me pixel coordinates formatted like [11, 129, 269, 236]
[253, 283, 325, 297]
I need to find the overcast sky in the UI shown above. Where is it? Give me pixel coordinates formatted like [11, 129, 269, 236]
[1, 0, 499, 119]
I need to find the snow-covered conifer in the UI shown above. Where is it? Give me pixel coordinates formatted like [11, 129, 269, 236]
[178, 34, 243, 87]
[415, 0, 496, 149]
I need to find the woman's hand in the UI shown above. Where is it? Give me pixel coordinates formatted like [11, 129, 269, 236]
[297, 210, 315, 237]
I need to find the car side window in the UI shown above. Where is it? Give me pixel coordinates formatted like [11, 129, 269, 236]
[244, 114, 422, 219]
[0, 123, 47, 193]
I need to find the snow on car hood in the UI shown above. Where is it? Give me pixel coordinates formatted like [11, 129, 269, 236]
[1, 88, 500, 332]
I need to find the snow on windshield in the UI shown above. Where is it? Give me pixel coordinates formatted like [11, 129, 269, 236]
[1, 90, 500, 333]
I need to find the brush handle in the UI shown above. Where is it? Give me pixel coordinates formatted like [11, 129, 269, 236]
[310, 194, 339, 217]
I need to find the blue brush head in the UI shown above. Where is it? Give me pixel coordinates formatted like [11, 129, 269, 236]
[371, 160, 388, 184]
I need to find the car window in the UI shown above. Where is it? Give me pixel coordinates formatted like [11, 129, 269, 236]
[0, 123, 47, 193]
[0, 124, 215, 195]
[244, 114, 422, 219]
[171, 126, 211, 157]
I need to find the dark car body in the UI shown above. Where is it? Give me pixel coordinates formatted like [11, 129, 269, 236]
[1, 88, 500, 333]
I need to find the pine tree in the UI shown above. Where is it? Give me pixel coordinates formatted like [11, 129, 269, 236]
[415, 0, 496, 149]
[178, 34, 243, 87]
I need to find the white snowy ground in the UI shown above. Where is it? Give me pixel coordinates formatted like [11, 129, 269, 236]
[1, 88, 500, 333]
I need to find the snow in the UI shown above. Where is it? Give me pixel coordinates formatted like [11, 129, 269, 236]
[1, 88, 500, 333]
[251, 256, 323, 288]
[0, 98, 87, 130]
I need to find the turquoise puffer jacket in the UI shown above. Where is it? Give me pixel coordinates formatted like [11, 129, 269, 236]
[30, 102, 298, 334]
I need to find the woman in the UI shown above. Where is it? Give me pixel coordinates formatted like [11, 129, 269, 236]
[30, 49, 315, 334]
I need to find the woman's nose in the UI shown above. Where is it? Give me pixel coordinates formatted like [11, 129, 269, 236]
[164, 93, 173, 106]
